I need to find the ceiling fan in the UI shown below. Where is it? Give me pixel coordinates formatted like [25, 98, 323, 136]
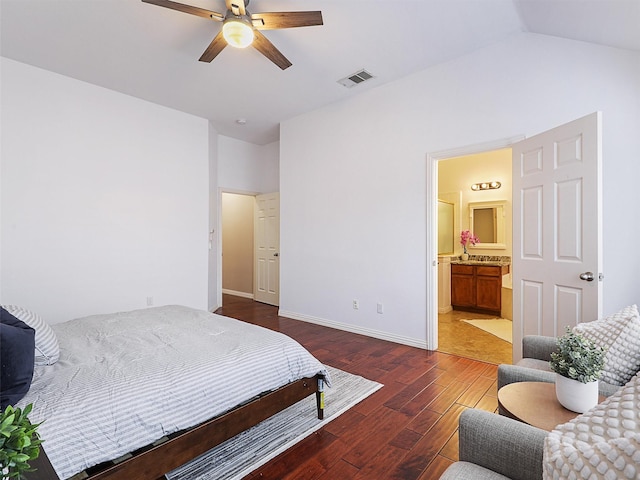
[142, 0, 323, 70]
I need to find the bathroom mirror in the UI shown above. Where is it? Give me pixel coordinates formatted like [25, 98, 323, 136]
[469, 201, 506, 249]
[437, 200, 454, 255]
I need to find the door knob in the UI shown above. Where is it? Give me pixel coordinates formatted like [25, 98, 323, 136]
[579, 272, 594, 282]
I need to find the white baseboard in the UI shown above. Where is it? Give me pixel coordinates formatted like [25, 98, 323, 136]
[278, 310, 428, 350]
[222, 289, 254, 299]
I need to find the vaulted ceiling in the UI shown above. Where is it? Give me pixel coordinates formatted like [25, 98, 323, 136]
[2, 0, 639, 144]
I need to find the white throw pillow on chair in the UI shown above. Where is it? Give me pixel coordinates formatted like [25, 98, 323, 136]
[573, 304, 640, 386]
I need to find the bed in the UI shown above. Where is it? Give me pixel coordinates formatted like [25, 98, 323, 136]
[13, 305, 330, 480]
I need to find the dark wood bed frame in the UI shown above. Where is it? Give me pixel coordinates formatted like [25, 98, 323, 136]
[27, 375, 325, 480]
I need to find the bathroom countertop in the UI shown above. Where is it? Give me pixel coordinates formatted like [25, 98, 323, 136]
[449, 255, 511, 267]
[450, 260, 510, 266]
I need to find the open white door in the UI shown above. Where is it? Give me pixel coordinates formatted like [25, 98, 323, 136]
[512, 112, 603, 362]
[254, 192, 280, 306]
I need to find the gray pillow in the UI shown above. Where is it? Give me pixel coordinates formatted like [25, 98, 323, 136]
[2, 304, 60, 366]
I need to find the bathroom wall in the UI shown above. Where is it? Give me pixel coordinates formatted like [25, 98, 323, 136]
[438, 148, 512, 258]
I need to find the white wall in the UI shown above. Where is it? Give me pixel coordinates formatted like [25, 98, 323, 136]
[279, 33, 640, 346]
[218, 136, 279, 193]
[1, 58, 211, 324]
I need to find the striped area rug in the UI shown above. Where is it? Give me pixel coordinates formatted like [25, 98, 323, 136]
[165, 366, 382, 480]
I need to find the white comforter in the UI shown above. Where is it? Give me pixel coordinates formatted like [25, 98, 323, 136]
[18, 305, 330, 479]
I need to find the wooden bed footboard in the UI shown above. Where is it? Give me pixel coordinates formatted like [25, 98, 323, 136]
[26, 375, 325, 480]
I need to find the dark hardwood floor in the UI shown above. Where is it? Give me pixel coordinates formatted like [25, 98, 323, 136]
[215, 295, 500, 480]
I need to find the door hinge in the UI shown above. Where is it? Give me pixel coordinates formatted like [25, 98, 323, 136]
[599, 273, 604, 281]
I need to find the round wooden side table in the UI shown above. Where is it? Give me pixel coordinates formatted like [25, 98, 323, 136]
[497, 381, 604, 431]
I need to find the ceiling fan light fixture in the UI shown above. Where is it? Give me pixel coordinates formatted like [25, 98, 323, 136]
[223, 17, 254, 48]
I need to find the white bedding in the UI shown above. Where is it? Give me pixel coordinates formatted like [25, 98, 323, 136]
[17, 305, 330, 480]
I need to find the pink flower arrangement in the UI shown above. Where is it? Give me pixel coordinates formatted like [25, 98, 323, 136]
[460, 230, 480, 254]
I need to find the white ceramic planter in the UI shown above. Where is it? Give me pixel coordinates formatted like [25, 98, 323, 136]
[555, 373, 599, 413]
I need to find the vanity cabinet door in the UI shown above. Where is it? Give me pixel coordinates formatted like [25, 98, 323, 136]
[451, 265, 476, 307]
[476, 274, 502, 312]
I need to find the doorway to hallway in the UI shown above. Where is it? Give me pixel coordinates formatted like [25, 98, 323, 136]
[221, 192, 255, 300]
[220, 191, 281, 307]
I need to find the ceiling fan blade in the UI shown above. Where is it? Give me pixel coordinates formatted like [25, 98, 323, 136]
[251, 11, 323, 30]
[142, 0, 224, 21]
[199, 30, 227, 62]
[252, 30, 292, 70]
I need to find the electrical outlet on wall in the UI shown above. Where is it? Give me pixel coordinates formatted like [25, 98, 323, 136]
[146, 296, 154, 306]
[353, 299, 359, 310]
[377, 302, 384, 314]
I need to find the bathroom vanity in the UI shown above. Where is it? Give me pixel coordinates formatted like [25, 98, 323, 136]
[451, 260, 510, 316]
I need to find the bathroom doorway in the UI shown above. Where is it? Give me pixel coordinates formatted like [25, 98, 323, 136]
[435, 147, 514, 364]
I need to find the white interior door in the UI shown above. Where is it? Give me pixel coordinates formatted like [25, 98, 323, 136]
[512, 112, 603, 361]
[254, 192, 280, 306]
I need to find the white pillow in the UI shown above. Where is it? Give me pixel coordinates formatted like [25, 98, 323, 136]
[573, 304, 640, 386]
[2, 305, 59, 366]
[543, 373, 640, 480]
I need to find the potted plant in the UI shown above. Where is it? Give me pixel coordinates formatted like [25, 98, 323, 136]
[459, 230, 479, 261]
[0, 404, 43, 479]
[549, 328, 606, 413]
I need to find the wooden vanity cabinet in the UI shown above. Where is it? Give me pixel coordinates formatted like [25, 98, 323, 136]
[451, 264, 509, 316]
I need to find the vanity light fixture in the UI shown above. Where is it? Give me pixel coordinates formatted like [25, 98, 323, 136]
[471, 181, 501, 191]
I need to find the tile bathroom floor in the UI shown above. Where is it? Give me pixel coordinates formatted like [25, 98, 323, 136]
[438, 310, 513, 365]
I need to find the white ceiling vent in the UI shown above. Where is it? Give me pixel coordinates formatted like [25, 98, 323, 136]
[337, 69, 375, 88]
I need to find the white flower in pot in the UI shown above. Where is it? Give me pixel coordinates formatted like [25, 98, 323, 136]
[549, 328, 606, 413]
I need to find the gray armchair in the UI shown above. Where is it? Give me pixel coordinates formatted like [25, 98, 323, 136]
[439, 409, 547, 480]
[497, 335, 620, 412]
